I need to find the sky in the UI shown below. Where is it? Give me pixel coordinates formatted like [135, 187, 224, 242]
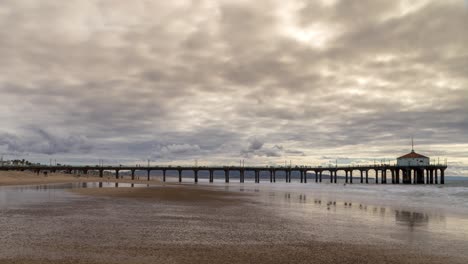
[0, 0, 467, 175]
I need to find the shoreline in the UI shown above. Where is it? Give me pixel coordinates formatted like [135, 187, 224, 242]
[2, 171, 468, 217]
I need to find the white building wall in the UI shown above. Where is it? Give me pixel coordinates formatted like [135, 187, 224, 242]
[397, 158, 429, 166]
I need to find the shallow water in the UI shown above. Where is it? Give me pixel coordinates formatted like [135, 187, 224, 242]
[1, 180, 468, 262]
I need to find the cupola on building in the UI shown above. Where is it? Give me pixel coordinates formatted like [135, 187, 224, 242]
[396, 140, 429, 166]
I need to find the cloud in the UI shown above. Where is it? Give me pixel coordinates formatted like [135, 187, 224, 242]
[151, 144, 201, 159]
[0, 0, 466, 175]
[0, 128, 92, 155]
[161, 144, 201, 155]
[248, 138, 264, 151]
[242, 138, 303, 158]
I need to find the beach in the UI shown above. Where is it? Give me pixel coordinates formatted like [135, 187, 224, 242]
[1, 171, 468, 263]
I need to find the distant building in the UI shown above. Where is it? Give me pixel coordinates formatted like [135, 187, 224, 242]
[397, 140, 429, 166]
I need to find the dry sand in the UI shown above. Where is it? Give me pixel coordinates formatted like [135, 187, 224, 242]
[0, 171, 466, 264]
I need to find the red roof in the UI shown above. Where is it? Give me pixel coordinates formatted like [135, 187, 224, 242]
[397, 151, 429, 159]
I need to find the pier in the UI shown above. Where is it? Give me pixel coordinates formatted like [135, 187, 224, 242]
[0, 164, 447, 184]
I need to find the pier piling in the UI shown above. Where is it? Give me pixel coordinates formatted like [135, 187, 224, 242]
[225, 170, 229, 183]
[1, 164, 447, 185]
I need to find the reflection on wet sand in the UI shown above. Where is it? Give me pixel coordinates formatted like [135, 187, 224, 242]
[395, 210, 430, 229]
[2, 182, 150, 191]
[299, 194, 306, 202]
[243, 187, 445, 233]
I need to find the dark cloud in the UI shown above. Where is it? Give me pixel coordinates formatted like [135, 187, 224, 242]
[0, 128, 92, 155]
[0, 0, 467, 175]
[248, 138, 264, 151]
[241, 138, 303, 158]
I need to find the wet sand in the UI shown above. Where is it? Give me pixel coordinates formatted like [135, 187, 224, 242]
[3, 245, 460, 264]
[0, 171, 160, 187]
[1, 172, 467, 264]
[72, 185, 247, 205]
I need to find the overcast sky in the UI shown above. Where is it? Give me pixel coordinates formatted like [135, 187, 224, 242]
[0, 0, 467, 175]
